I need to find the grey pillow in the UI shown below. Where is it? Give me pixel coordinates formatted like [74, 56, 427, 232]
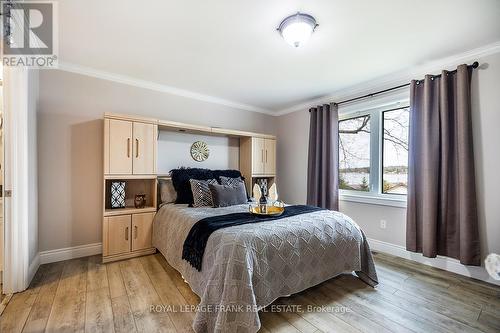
[190, 179, 218, 207]
[219, 176, 244, 187]
[159, 178, 177, 204]
[209, 182, 248, 208]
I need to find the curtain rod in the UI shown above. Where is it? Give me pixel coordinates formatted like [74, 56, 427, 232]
[309, 61, 479, 111]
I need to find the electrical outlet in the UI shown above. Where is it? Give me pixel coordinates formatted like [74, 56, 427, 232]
[380, 220, 387, 229]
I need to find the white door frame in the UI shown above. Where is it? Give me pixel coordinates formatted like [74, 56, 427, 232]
[2, 66, 31, 293]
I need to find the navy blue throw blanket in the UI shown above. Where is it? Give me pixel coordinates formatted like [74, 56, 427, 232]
[182, 205, 325, 271]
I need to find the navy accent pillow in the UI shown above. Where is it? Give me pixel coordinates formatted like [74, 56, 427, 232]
[170, 168, 243, 205]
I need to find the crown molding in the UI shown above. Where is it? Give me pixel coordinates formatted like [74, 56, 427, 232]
[57, 62, 275, 115]
[275, 41, 500, 116]
[56, 41, 500, 117]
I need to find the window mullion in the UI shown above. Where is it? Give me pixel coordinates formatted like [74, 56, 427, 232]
[369, 110, 380, 194]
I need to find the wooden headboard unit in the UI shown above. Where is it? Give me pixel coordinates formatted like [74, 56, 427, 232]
[102, 113, 276, 263]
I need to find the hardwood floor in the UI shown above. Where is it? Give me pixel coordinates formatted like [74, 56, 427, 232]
[1, 252, 499, 333]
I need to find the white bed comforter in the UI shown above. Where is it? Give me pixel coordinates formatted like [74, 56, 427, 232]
[152, 204, 377, 333]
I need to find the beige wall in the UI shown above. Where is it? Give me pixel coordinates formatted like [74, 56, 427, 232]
[277, 52, 500, 281]
[37, 70, 277, 252]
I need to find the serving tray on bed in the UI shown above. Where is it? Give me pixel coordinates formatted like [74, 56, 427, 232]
[248, 202, 285, 216]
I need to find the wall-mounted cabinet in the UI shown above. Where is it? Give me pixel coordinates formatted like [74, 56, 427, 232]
[239, 137, 277, 196]
[263, 138, 276, 175]
[104, 118, 157, 175]
[241, 137, 276, 176]
[251, 137, 265, 174]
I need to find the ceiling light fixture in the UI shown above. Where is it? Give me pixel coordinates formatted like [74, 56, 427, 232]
[277, 12, 318, 48]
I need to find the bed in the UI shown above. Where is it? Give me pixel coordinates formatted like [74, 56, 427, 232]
[152, 203, 378, 333]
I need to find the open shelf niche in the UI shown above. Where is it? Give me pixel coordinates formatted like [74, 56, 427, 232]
[104, 177, 157, 216]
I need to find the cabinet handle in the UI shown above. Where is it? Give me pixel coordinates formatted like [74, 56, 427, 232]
[265, 150, 268, 163]
[136, 139, 139, 158]
[134, 226, 138, 239]
[125, 227, 129, 241]
[261, 149, 264, 162]
[127, 138, 131, 158]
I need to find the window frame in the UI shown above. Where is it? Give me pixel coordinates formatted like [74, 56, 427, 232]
[338, 110, 376, 193]
[381, 106, 410, 196]
[338, 100, 409, 208]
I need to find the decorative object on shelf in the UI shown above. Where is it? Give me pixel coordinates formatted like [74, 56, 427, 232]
[249, 200, 285, 216]
[134, 194, 147, 208]
[253, 183, 262, 202]
[256, 178, 268, 195]
[110, 181, 126, 209]
[277, 12, 318, 48]
[485, 253, 500, 280]
[268, 183, 278, 201]
[190, 141, 210, 162]
[259, 183, 268, 214]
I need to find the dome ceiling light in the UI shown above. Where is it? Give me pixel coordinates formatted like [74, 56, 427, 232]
[277, 12, 318, 48]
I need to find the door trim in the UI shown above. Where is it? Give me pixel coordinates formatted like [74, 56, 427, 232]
[2, 67, 36, 293]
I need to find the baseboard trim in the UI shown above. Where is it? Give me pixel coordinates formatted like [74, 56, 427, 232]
[367, 238, 500, 286]
[39, 243, 103, 264]
[33, 239, 500, 286]
[28, 253, 40, 285]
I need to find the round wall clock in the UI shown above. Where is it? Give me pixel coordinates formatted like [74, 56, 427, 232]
[190, 141, 210, 162]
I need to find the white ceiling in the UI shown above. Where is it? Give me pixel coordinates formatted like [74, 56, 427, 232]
[58, 0, 500, 113]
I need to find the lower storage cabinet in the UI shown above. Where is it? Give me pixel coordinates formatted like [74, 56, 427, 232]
[103, 211, 155, 262]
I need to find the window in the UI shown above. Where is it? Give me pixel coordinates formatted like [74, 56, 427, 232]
[339, 105, 409, 200]
[382, 108, 409, 194]
[339, 115, 371, 191]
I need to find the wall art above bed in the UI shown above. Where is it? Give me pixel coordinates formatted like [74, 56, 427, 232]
[190, 141, 210, 162]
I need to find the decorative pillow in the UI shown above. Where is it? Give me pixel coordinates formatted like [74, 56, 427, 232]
[253, 183, 262, 202]
[159, 178, 177, 204]
[171, 168, 244, 204]
[209, 182, 248, 208]
[171, 168, 214, 204]
[268, 183, 278, 201]
[219, 176, 244, 187]
[190, 178, 218, 207]
[213, 169, 244, 182]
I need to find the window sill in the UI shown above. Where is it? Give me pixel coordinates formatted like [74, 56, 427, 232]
[339, 192, 407, 208]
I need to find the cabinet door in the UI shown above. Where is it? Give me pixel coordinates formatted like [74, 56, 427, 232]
[133, 122, 156, 175]
[252, 137, 265, 175]
[107, 215, 131, 256]
[132, 212, 154, 251]
[264, 139, 276, 175]
[108, 119, 133, 174]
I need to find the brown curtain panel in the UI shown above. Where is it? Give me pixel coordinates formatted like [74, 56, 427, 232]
[406, 64, 480, 265]
[307, 103, 339, 210]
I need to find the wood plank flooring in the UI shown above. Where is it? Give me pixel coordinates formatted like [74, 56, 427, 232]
[1, 251, 499, 333]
